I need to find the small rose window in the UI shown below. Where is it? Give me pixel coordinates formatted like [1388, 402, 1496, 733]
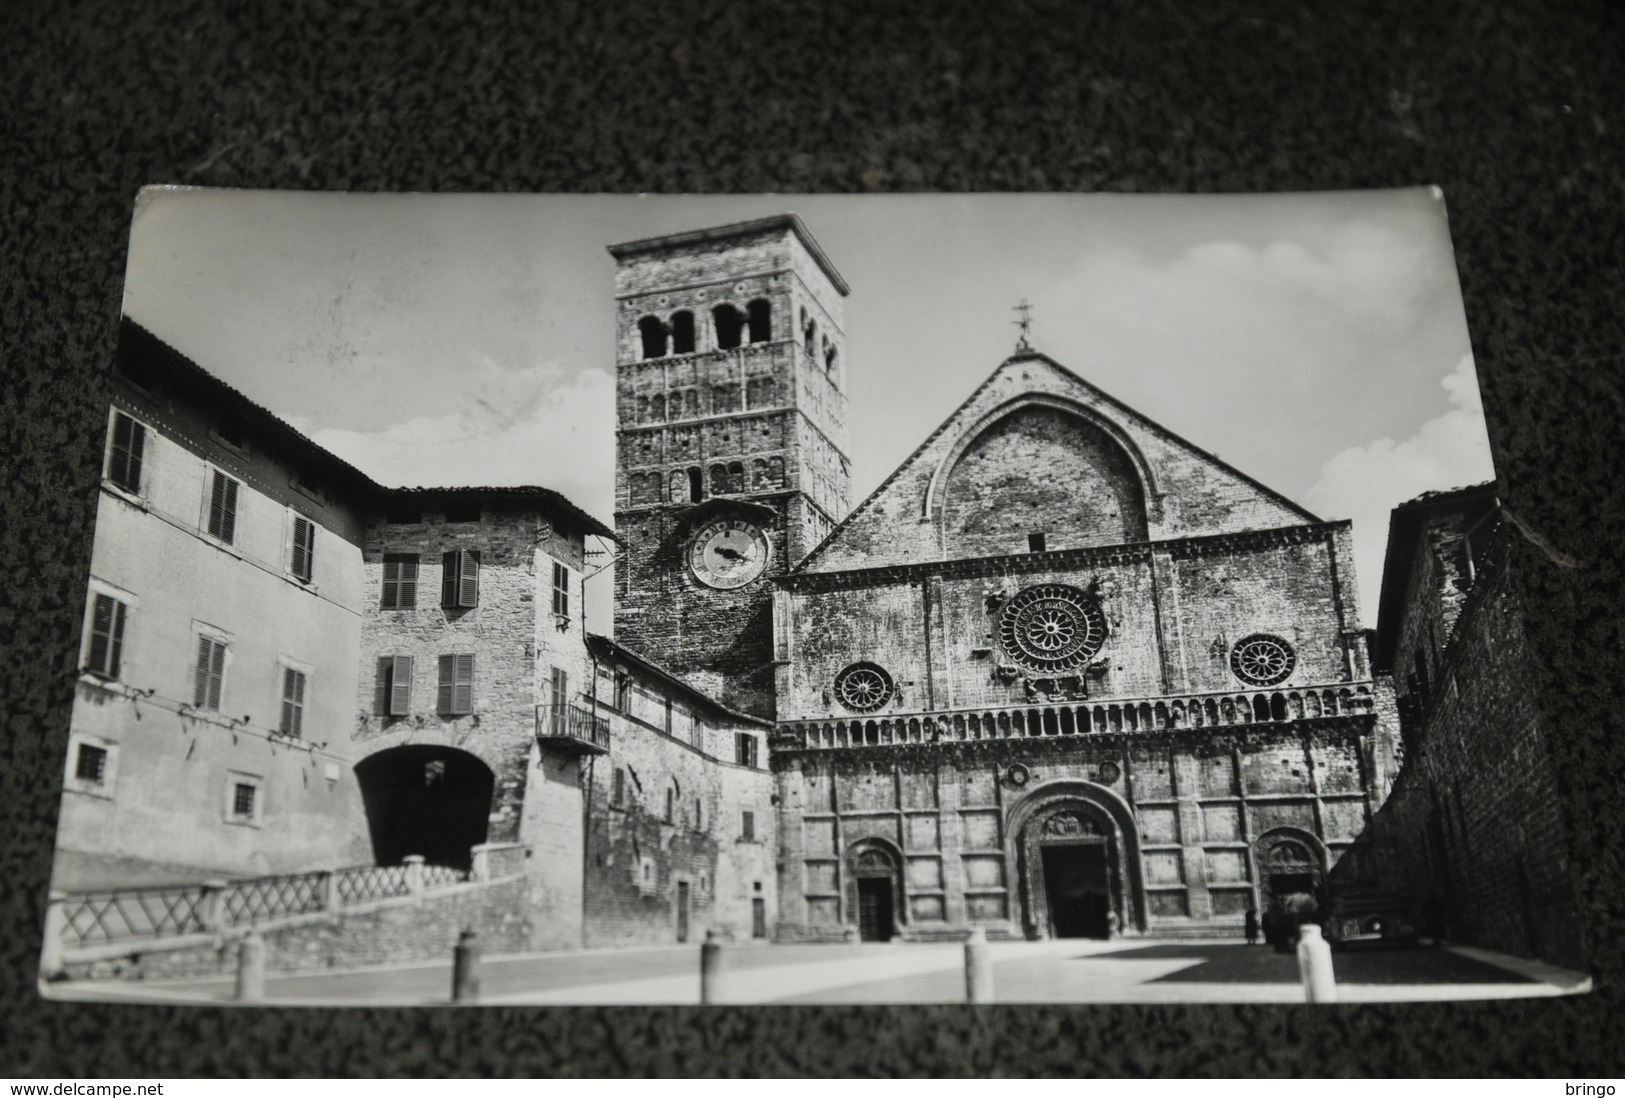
[834, 662, 894, 713]
[1230, 634, 1296, 687]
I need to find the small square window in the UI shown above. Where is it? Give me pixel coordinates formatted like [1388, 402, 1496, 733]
[226, 773, 262, 825]
[1028, 532, 1047, 552]
[75, 744, 108, 784]
[444, 500, 481, 523]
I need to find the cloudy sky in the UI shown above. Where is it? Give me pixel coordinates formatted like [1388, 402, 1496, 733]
[123, 188, 1495, 628]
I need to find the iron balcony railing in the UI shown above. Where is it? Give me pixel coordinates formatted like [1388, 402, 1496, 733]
[779, 682, 1377, 750]
[537, 701, 612, 753]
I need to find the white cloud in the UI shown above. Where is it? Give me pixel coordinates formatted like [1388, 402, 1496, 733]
[289, 365, 617, 520]
[1304, 354, 1496, 625]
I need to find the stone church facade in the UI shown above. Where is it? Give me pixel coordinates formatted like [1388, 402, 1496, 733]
[611, 215, 1400, 941]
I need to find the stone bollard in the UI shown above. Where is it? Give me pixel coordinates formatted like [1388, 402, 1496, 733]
[964, 927, 994, 1004]
[235, 932, 266, 1002]
[1296, 924, 1338, 1003]
[452, 929, 482, 1003]
[700, 929, 729, 1005]
[404, 855, 426, 905]
[955, 929, 994, 1000]
[39, 892, 68, 980]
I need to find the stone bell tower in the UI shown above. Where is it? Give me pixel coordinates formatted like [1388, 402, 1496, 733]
[608, 214, 852, 717]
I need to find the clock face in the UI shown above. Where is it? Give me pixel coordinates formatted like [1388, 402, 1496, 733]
[688, 520, 770, 589]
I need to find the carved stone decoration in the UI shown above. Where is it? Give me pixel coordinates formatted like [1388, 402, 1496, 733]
[998, 583, 1109, 673]
[1230, 633, 1296, 687]
[834, 662, 894, 712]
[1040, 811, 1101, 838]
[1096, 760, 1122, 784]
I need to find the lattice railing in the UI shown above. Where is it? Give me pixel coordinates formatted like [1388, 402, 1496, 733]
[420, 864, 469, 890]
[59, 885, 209, 948]
[334, 864, 411, 906]
[222, 871, 326, 924]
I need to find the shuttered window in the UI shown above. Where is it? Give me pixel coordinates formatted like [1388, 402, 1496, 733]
[107, 413, 146, 494]
[552, 561, 570, 617]
[741, 810, 755, 842]
[279, 668, 307, 738]
[86, 592, 128, 679]
[735, 733, 759, 769]
[441, 550, 480, 608]
[207, 470, 239, 544]
[549, 665, 568, 735]
[437, 653, 475, 715]
[375, 655, 414, 716]
[381, 554, 418, 609]
[290, 516, 316, 582]
[193, 636, 227, 710]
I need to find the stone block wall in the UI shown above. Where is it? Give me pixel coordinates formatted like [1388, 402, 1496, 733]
[1350, 532, 1585, 969]
[352, 501, 592, 861]
[773, 723, 1379, 941]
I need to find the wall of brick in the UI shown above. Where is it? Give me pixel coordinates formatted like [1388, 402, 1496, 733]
[778, 526, 1363, 723]
[579, 650, 775, 947]
[1353, 524, 1585, 969]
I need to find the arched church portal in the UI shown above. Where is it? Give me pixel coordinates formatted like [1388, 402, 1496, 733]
[1253, 828, 1326, 909]
[1009, 784, 1146, 940]
[355, 745, 495, 871]
[846, 839, 903, 942]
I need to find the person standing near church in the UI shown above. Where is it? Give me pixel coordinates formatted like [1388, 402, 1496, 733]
[1245, 907, 1260, 945]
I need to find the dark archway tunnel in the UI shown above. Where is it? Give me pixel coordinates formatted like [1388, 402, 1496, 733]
[355, 745, 494, 870]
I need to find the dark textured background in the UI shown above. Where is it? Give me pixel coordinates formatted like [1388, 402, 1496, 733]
[3, 0, 1623, 1078]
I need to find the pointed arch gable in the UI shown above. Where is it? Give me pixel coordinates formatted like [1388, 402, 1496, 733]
[922, 394, 1162, 525]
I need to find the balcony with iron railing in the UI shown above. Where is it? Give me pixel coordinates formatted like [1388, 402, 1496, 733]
[536, 700, 612, 756]
[778, 682, 1377, 751]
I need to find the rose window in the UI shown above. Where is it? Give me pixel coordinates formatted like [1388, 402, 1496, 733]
[834, 662, 894, 713]
[1230, 634, 1296, 687]
[998, 584, 1108, 673]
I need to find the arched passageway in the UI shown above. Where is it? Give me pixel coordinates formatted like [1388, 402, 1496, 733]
[355, 745, 495, 870]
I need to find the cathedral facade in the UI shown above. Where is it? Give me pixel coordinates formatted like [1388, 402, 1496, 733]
[611, 215, 1400, 941]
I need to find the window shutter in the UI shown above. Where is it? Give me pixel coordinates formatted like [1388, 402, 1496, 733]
[88, 594, 114, 675]
[375, 657, 391, 715]
[454, 653, 475, 714]
[382, 559, 398, 608]
[194, 638, 212, 707]
[460, 551, 479, 607]
[207, 639, 226, 709]
[208, 473, 226, 538]
[390, 655, 413, 715]
[108, 600, 126, 679]
[220, 477, 238, 544]
[108, 414, 145, 492]
[441, 551, 457, 607]
[399, 555, 417, 607]
[280, 669, 305, 737]
[437, 654, 455, 714]
[292, 517, 314, 581]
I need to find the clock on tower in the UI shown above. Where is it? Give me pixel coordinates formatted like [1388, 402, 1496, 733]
[608, 215, 853, 716]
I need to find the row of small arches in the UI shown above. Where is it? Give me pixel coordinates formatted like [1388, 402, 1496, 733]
[638, 301, 770, 359]
[631, 377, 779, 424]
[628, 458, 788, 505]
[637, 302, 839, 372]
[792, 688, 1374, 748]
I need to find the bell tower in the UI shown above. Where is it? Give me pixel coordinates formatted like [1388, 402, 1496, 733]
[609, 214, 852, 717]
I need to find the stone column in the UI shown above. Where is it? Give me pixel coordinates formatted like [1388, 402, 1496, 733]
[404, 855, 426, 905]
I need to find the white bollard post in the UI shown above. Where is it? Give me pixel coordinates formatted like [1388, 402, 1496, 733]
[235, 932, 266, 1002]
[404, 855, 425, 905]
[39, 892, 69, 980]
[1296, 924, 1338, 1003]
[964, 927, 994, 1004]
[700, 929, 729, 1005]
